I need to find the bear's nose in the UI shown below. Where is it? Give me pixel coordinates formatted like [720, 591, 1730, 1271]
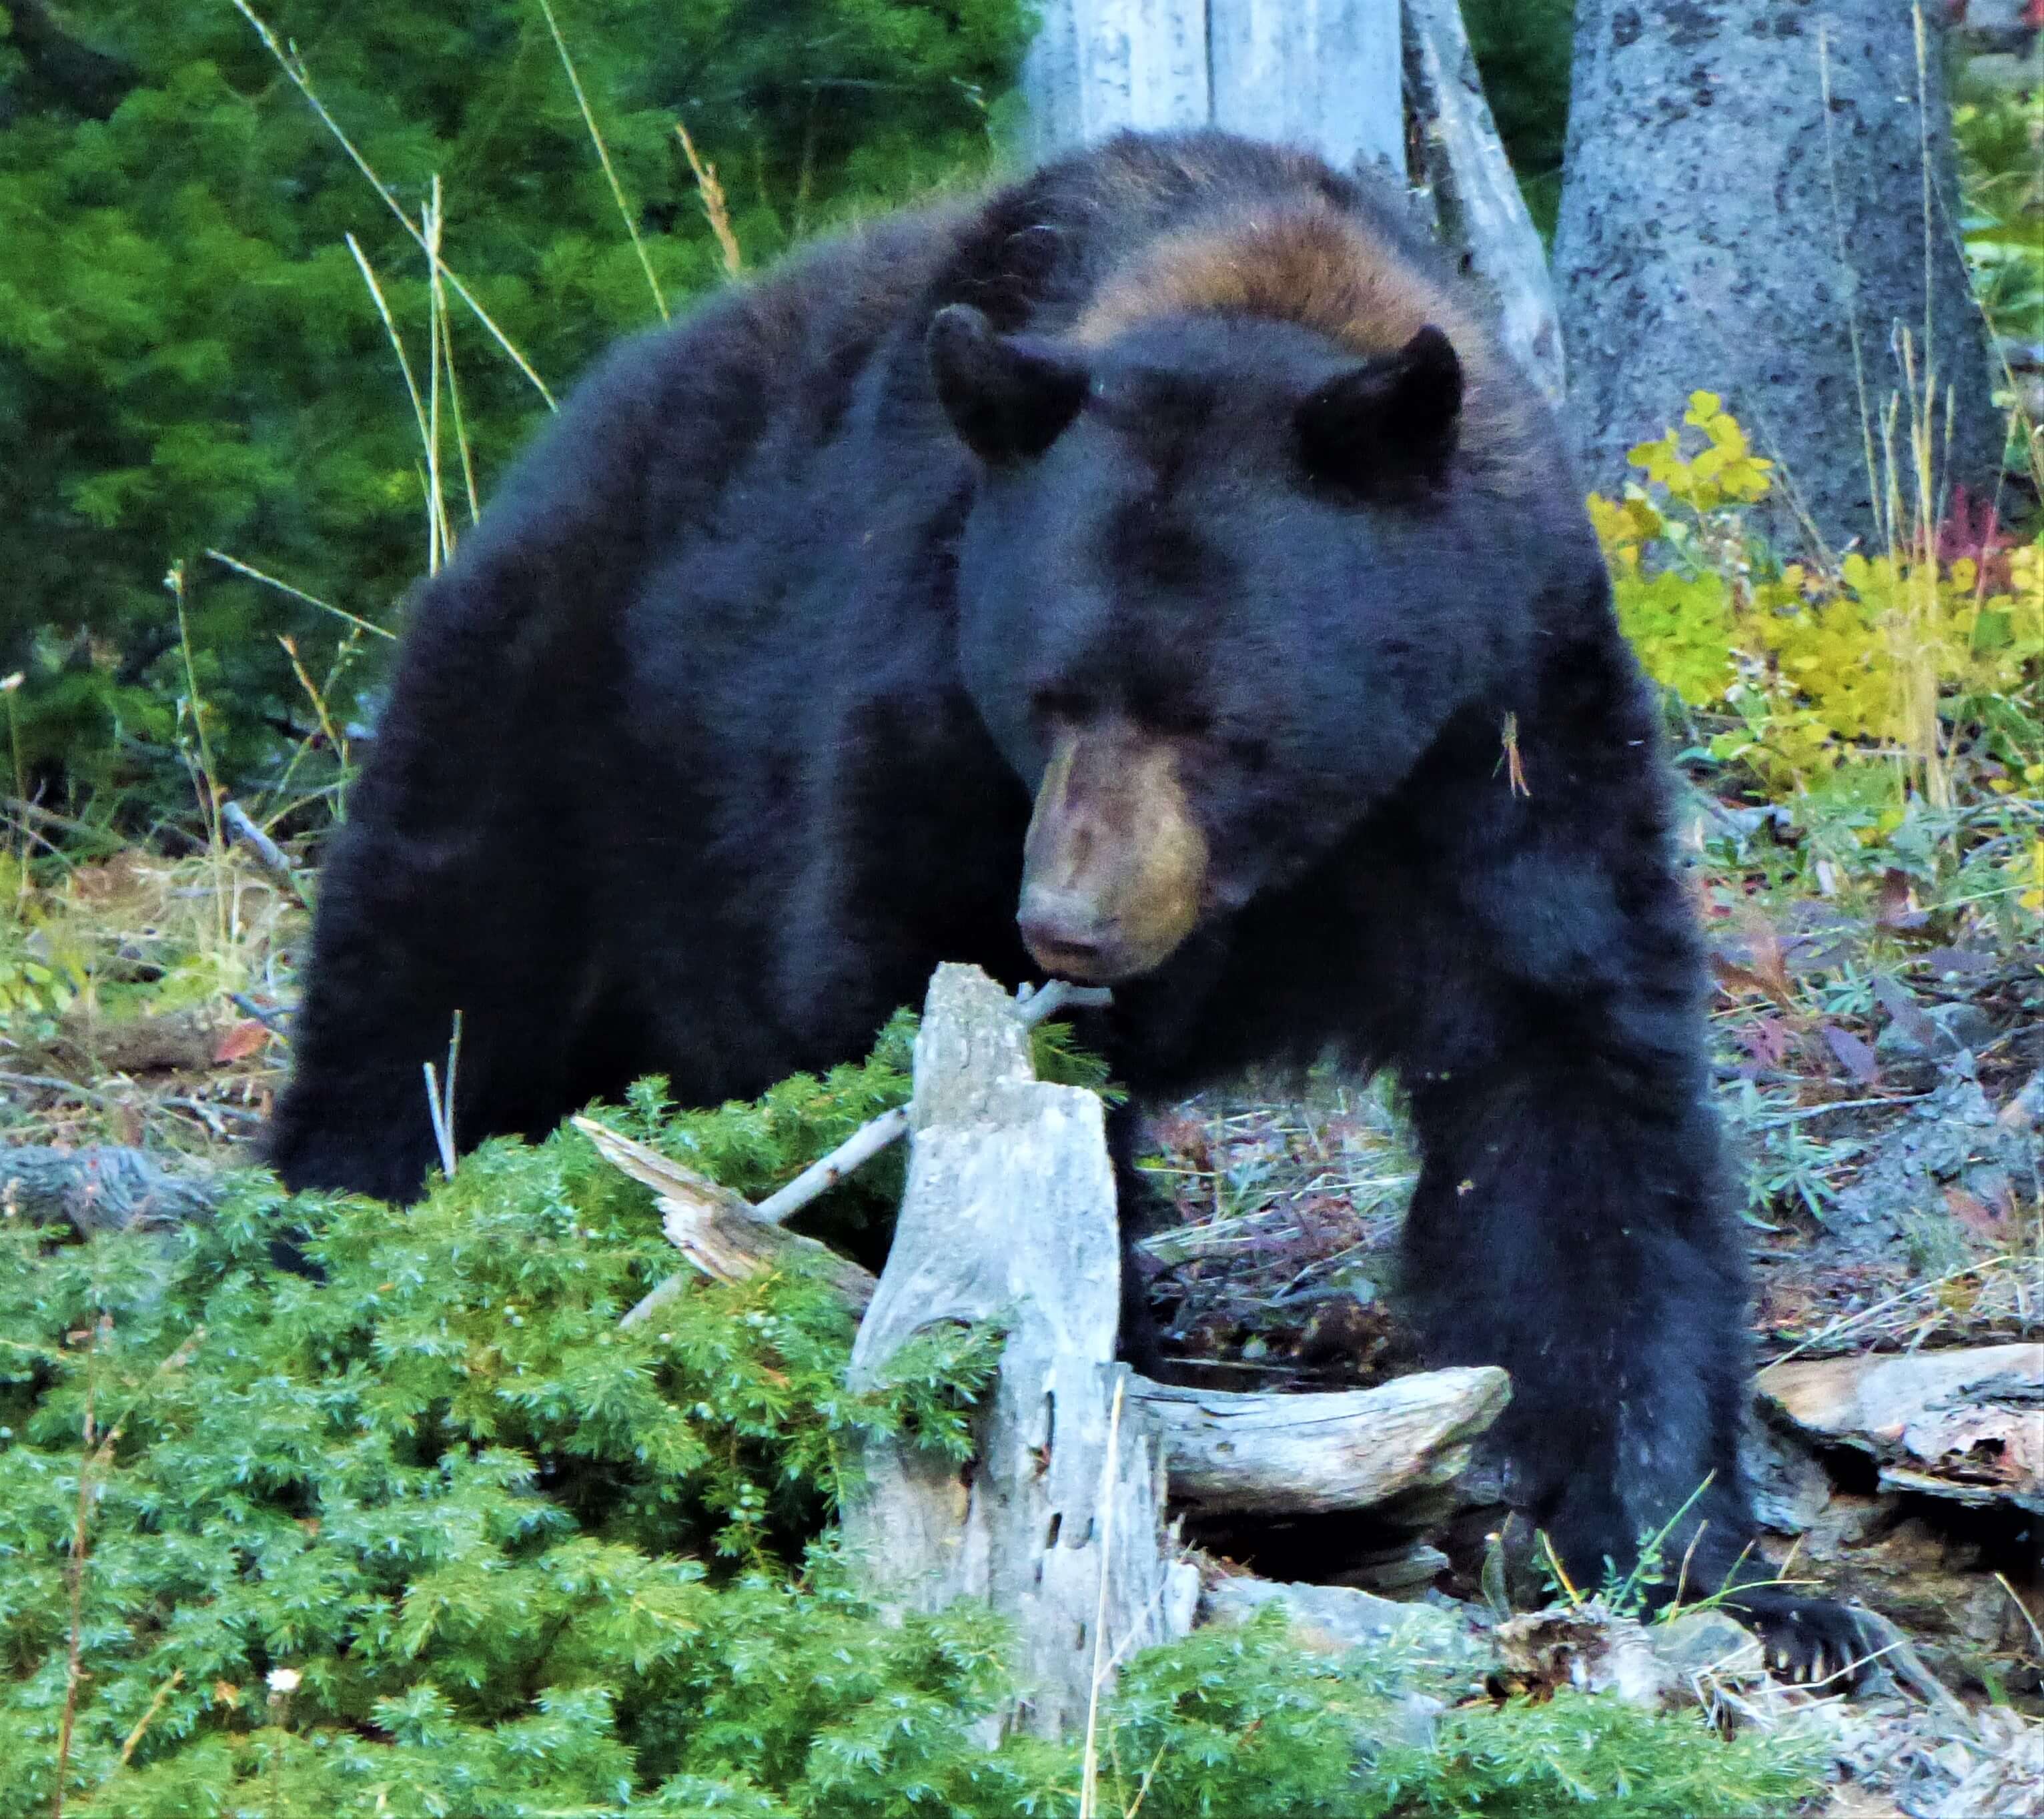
[1017, 887, 1123, 983]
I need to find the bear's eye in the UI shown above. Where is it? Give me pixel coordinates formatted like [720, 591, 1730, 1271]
[1030, 686, 1095, 728]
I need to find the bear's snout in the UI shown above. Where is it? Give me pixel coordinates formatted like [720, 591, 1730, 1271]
[1019, 722, 1207, 981]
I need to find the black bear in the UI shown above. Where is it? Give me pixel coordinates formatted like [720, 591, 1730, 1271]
[270, 131, 1865, 1678]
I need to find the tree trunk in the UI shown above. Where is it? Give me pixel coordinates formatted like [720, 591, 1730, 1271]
[1404, 0, 1568, 399]
[837, 965, 1197, 1740]
[1020, 1, 1406, 181]
[1554, 2, 2001, 551]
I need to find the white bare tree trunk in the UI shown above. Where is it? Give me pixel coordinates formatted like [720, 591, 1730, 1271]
[837, 965, 1198, 1740]
[1020, 0, 1405, 179]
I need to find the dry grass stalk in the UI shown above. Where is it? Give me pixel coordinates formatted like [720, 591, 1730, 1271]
[538, 0, 668, 322]
[229, 0, 557, 408]
[1077, 1375, 1125, 1819]
[116, 1670, 183, 1772]
[51, 1317, 113, 1819]
[677, 121, 743, 277]
[422, 179, 454, 567]
[205, 550, 393, 643]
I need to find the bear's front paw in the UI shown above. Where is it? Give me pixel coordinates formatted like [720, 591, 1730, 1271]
[1718, 1585, 1876, 1690]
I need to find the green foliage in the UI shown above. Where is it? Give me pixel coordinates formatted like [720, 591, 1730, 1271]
[1463, 0, 1575, 237]
[0, 1013, 1831, 1814]
[1953, 82, 2044, 347]
[1407, 1692, 1831, 1818]
[613, 1007, 1119, 1241]
[0, 0, 1029, 822]
[1594, 391, 2044, 795]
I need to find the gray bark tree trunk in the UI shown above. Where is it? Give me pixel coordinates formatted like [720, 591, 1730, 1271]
[1554, 2, 2001, 551]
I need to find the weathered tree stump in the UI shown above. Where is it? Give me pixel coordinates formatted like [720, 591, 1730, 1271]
[838, 964, 1198, 1738]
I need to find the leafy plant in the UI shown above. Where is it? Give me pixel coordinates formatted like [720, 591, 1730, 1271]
[1953, 81, 2044, 349]
[0, 1017, 1831, 1816]
[1594, 391, 2044, 800]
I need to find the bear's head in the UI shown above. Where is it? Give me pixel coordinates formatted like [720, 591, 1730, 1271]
[930, 300, 1516, 985]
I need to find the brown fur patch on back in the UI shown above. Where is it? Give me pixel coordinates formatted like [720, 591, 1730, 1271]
[1074, 199, 1540, 493]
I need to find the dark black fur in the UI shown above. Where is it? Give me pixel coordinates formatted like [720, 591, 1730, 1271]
[270, 132, 1863, 1676]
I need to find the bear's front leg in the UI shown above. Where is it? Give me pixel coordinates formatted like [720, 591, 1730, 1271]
[1395, 1010, 1869, 1683]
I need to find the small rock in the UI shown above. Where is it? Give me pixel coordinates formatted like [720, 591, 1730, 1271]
[1873, 1001, 1995, 1063]
[1650, 1609, 1766, 1681]
[1742, 1411, 1835, 1534]
[1200, 1576, 1425, 1651]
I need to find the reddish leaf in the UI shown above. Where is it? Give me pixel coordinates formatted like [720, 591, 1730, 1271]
[1873, 868, 1921, 929]
[1736, 1017, 1795, 1070]
[1740, 915, 1797, 1005]
[1821, 1023, 1881, 1085]
[1943, 1184, 2009, 1238]
[213, 1019, 269, 1064]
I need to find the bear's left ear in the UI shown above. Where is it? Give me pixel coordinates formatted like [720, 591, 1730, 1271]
[929, 304, 1089, 464]
[1295, 325, 1463, 496]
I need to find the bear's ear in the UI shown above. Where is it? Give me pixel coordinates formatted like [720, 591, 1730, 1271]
[1294, 324, 1463, 497]
[929, 304, 1089, 464]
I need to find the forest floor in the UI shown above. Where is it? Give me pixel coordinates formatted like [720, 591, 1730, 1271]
[0, 824, 2039, 1817]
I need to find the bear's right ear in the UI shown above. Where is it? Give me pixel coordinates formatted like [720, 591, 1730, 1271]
[929, 304, 1089, 464]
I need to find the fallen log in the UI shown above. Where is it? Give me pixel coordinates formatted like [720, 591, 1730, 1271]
[0, 1143, 217, 1235]
[1133, 1367, 1509, 1516]
[1758, 1343, 2043, 1513]
[586, 1105, 1510, 1523]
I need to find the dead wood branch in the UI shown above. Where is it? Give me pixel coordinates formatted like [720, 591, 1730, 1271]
[219, 800, 302, 892]
[1135, 1366, 1510, 1515]
[585, 1107, 1510, 1521]
[0, 1145, 218, 1235]
[578, 1118, 879, 1325]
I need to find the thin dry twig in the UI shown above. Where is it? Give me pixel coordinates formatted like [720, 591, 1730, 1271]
[219, 802, 300, 895]
[752, 1106, 909, 1225]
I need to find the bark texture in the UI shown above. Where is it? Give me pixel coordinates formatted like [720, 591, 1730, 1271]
[837, 965, 1196, 1740]
[1554, 1, 2000, 548]
[1020, 1, 1406, 179]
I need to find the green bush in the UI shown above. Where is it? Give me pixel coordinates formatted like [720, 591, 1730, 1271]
[0, 0, 1029, 821]
[1464, 0, 1574, 237]
[0, 1013, 1831, 1816]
